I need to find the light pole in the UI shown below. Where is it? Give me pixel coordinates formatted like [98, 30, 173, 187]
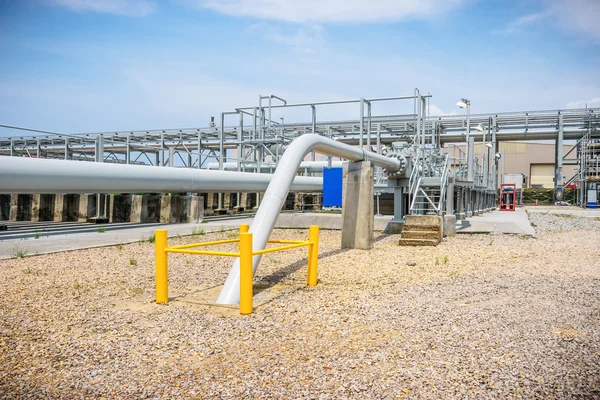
[457, 98, 474, 181]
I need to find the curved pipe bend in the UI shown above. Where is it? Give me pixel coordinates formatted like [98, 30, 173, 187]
[216, 135, 400, 304]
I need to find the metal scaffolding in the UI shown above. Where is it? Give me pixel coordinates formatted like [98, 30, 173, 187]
[1, 91, 599, 213]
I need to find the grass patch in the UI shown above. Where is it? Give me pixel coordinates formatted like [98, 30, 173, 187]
[551, 213, 575, 218]
[11, 245, 28, 259]
[127, 287, 145, 296]
[34, 231, 41, 239]
[97, 226, 107, 233]
[192, 225, 205, 236]
[129, 257, 137, 266]
[140, 233, 156, 243]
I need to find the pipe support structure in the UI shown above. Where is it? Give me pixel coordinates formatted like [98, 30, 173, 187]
[216, 135, 401, 304]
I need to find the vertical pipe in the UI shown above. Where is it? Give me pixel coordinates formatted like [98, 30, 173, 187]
[359, 99, 364, 148]
[268, 96, 272, 128]
[168, 147, 175, 167]
[219, 113, 225, 170]
[155, 229, 168, 304]
[160, 132, 165, 166]
[126, 136, 131, 165]
[64, 138, 69, 160]
[367, 101, 372, 149]
[36, 138, 41, 158]
[556, 113, 564, 187]
[327, 126, 332, 169]
[239, 232, 253, 315]
[307, 225, 319, 286]
[466, 102, 472, 181]
[197, 131, 201, 170]
[238, 112, 243, 206]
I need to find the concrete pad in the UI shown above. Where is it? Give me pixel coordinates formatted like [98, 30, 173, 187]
[0, 218, 252, 260]
[457, 208, 535, 236]
[0, 212, 396, 259]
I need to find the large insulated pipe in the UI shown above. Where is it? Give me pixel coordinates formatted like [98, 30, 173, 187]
[216, 135, 401, 304]
[0, 156, 322, 194]
[207, 161, 345, 173]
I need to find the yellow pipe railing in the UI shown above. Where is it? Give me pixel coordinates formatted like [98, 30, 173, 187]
[154, 224, 320, 315]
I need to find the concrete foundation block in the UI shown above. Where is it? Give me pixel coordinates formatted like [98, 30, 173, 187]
[9, 194, 18, 221]
[341, 161, 374, 250]
[160, 195, 172, 223]
[190, 195, 204, 223]
[383, 219, 404, 234]
[31, 194, 41, 222]
[443, 215, 457, 237]
[131, 195, 143, 223]
[53, 194, 65, 222]
[78, 195, 89, 222]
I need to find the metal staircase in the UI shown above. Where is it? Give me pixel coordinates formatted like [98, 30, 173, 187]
[408, 153, 450, 215]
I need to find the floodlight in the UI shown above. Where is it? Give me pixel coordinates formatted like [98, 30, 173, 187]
[474, 124, 484, 132]
[456, 98, 469, 109]
[485, 143, 493, 148]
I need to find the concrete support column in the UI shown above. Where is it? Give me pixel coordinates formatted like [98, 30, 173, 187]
[190, 194, 204, 223]
[206, 193, 215, 209]
[78, 195, 90, 222]
[341, 161, 374, 250]
[31, 194, 41, 222]
[294, 193, 302, 211]
[53, 194, 65, 222]
[223, 193, 231, 209]
[241, 193, 248, 209]
[9, 194, 18, 221]
[130, 195, 143, 223]
[108, 195, 115, 223]
[160, 195, 172, 223]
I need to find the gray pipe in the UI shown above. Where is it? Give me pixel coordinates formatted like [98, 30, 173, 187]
[0, 156, 322, 194]
[216, 135, 400, 304]
[207, 161, 344, 173]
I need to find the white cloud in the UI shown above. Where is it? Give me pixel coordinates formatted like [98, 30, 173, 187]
[566, 97, 600, 109]
[546, 0, 600, 40]
[197, 0, 465, 23]
[47, 0, 156, 17]
[496, 11, 551, 34]
[497, 0, 600, 39]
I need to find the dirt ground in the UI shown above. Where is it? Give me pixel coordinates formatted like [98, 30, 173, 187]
[1, 210, 599, 399]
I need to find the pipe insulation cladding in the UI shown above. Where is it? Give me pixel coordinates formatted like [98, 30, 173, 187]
[216, 134, 401, 304]
[0, 156, 323, 194]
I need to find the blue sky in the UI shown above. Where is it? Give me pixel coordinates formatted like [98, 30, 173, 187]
[0, 0, 599, 136]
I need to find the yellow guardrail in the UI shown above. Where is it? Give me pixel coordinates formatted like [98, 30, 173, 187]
[154, 224, 320, 315]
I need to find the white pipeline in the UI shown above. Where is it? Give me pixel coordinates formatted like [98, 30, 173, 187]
[0, 156, 323, 194]
[216, 135, 400, 304]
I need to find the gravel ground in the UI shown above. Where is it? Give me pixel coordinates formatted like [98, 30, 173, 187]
[1, 211, 599, 399]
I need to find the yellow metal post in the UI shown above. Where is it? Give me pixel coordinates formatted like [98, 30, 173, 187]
[239, 232, 253, 315]
[307, 225, 320, 286]
[155, 229, 169, 304]
[240, 224, 249, 234]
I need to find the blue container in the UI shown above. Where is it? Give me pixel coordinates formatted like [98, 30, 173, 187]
[323, 167, 343, 207]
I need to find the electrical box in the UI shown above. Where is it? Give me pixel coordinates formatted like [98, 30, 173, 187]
[500, 184, 517, 211]
[588, 188, 597, 209]
[322, 167, 343, 207]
